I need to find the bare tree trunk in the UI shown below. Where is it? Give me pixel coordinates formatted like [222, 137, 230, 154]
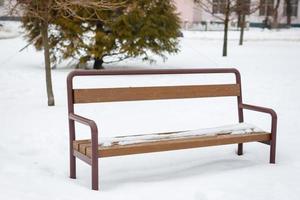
[239, 14, 246, 46]
[237, 13, 241, 27]
[41, 21, 55, 106]
[272, 0, 281, 28]
[286, 0, 292, 27]
[223, 0, 230, 57]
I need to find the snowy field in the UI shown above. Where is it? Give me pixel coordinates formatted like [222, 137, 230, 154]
[1, 22, 300, 200]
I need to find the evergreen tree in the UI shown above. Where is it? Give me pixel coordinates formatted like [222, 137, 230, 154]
[52, 0, 181, 69]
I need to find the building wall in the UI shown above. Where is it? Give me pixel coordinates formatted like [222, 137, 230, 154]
[174, 0, 195, 23]
[0, 0, 11, 17]
[192, 3, 202, 22]
[0, 0, 6, 16]
[2, 0, 300, 25]
[173, 0, 203, 28]
[0, 0, 21, 18]
[249, 1, 300, 25]
[173, 0, 300, 27]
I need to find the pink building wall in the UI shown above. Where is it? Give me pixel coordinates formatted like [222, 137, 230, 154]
[174, 0, 194, 23]
[173, 0, 202, 26]
[173, 0, 300, 26]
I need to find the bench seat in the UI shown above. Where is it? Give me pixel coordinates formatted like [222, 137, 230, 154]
[73, 123, 271, 158]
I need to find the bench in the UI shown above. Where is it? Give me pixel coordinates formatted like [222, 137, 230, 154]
[67, 68, 277, 190]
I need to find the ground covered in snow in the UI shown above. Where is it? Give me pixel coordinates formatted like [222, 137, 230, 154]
[0, 21, 22, 39]
[0, 22, 300, 200]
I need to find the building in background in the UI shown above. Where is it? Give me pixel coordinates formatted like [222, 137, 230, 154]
[1, 0, 299, 28]
[173, 0, 300, 29]
[173, 0, 202, 29]
[0, 0, 8, 17]
[0, 0, 21, 20]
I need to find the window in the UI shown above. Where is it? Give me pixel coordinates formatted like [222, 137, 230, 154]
[284, 0, 298, 16]
[259, 0, 274, 16]
[212, 0, 227, 14]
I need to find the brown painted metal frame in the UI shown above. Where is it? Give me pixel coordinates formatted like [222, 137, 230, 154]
[66, 68, 277, 190]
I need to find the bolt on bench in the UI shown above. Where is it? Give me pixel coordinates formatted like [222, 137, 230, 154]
[67, 68, 277, 190]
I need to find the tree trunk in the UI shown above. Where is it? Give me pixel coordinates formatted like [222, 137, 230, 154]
[237, 13, 241, 27]
[41, 21, 55, 106]
[223, 0, 230, 57]
[286, 0, 292, 27]
[93, 21, 105, 70]
[239, 14, 246, 46]
[93, 57, 104, 69]
[272, 0, 281, 28]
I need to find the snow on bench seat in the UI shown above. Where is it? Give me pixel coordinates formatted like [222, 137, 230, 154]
[73, 123, 270, 158]
[99, 123, 264, 147]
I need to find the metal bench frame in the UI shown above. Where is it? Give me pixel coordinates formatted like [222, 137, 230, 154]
[67, 68, 277, 190]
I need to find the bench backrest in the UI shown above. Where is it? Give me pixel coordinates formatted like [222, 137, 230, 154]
[67, 68, 244, 121]
[73, 84, 240, 104]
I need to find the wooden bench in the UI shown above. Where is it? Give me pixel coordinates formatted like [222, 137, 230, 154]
[67, 68, 277, 190]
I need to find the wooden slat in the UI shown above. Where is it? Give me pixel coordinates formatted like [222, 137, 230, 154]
[79, 133, 271, 158]
[73, 139, 90, 151]
[73, 84, 240, 104]
[79, 143, 92, 155]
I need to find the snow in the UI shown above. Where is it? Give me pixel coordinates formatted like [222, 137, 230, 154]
[1, 22, 300, 200]
[0, 21, 22, 39]
[100, 123, 264, 147]
[184, 28, 300, 41]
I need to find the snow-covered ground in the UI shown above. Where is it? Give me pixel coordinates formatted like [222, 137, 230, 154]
[184, 28, 300, 41]
[0, 21, 22, 39]
[0, 22, 300, 200]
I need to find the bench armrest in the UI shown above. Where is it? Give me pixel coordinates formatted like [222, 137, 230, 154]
[69, 113, 98, 135]
[240, 104, 277, 140]
[240, 104, 277, 119]
[69, 113, 98, 158]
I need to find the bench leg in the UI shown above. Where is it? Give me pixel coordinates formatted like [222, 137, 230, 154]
[91, 158, 99, 190]
[237, 143, 243, 155]
[270, 140, 276, 164]
[70, 154, 76, 179]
